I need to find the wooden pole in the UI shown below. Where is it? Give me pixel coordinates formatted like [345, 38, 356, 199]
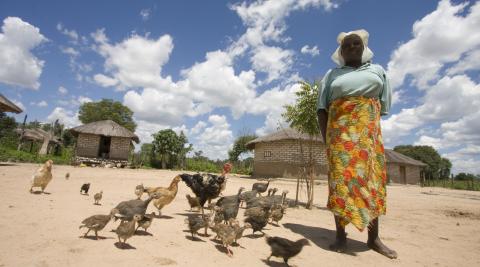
[17, 114, 27, 151]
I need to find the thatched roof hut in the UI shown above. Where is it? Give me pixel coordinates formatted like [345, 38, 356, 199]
[70, 120, 139, 143]
[15, 128, 60, 144]
[246, 128, 323, 150]
[0, 93, 23, 113]
[246, 128, 327, 178]
[70, 120, 139, 164]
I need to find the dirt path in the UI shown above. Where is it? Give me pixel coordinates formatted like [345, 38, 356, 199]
[0, 163, 479, 267]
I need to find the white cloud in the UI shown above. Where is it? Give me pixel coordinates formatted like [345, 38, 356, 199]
[58, 86, 68, 95]
[57, 95, 92, 107]
[60, 46, 79, 57]
[0, 17, 46, 89]
[301, 45, 320, 56]
[47, 107, 81, 128]
[11, 99, 26, 111]
[93, 32, 174, 90]
[93, 74, 118, 87]
[193, 115, 234, 160]
[30, 100, 48, 107]
[387, 0, 480, 90]
[57, 23, 79, 44]
[191, 121, 207, 135]
[140, 9, 151, 21]
[250, 45, 293, 83]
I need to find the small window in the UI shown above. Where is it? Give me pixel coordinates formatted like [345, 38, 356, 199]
[264, 151, 272, 158]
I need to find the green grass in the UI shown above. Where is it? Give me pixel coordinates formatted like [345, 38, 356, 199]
[0, 146, 73, 165]
[422, 179, 480, 191]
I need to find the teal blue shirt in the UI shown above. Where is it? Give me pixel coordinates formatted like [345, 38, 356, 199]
[316, 63, 392, 115]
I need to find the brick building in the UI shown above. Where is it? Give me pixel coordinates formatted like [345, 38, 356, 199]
[70, 120, 139, 166]
[246, 128, 327, 178]
[385, 149, 427, 185]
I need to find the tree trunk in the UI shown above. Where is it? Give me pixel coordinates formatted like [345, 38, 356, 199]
[38, 137, 50, 155]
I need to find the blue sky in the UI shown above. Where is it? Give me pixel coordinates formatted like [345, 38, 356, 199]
[1, 0, 479, 174]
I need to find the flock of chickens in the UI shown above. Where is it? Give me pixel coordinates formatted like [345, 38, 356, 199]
[29, 161, 310, 266]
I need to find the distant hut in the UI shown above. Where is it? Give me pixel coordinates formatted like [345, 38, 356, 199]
[0, 93, 23, 113]
[385, 149, 427, 185]
[246, 128, 327, 178]
[15, 128, 61, 154]
[70, 120, 139, 166]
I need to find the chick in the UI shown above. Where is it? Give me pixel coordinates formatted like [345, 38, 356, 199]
[136, 212, 155, 234]
[185, 213, 212, 238]
[94, 191, 103, 205]
[270, 204, 287, 225]
[265, 236, 310, 267]
[232, 221, 252, 245]
[210, 219, 237, 257]
[115, 214, 142, 246]
[186, 194, 201, 211]
[134, 184, 144, 199]
[65, 172, 70, 180]
[244, 206, 270, 235]
[79, 208, 118, 239]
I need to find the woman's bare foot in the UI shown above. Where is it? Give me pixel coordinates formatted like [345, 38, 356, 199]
[329, 235, 347, 252]
[367, 237, 397, 259]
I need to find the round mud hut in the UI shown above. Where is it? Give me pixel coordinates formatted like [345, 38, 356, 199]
[70, 120, 139, 167]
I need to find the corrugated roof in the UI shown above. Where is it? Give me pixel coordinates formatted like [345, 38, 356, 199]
[70, 120, 139, 143]
[246, 128, 323, 149]
[0, 93, 23, 113]
[385, 149, 427, 166]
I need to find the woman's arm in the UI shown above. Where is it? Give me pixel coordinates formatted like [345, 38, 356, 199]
[317, 109, 328, 144]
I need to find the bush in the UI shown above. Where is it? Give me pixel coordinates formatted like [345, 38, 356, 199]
[0, 146, 73, 165]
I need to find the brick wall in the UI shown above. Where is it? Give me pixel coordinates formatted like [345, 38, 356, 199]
[252, 140, 328, 177]
[109, 137, 131, 160]
[387, 163, 422, 185]
[76, 133, 100, 158]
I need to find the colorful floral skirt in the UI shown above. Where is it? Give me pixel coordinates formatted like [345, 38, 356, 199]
[326, 96, 387, 231]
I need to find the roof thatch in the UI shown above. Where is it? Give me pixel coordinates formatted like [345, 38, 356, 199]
[70, 120, 139, 143]
[0, 94, 23, 113]
[385, 149, 427, 167]
[246, 128, 323, 149]
[15, 128, 61, 144]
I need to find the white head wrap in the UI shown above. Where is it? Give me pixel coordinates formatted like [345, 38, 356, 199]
[331, 29, 374, 66]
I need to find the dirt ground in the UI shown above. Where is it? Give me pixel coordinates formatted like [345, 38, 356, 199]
[0, 163, 479, 267]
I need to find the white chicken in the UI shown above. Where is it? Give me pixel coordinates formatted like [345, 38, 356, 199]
[29, 160, 53, 193]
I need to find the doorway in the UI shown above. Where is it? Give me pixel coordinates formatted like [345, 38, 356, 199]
[400, 166, 406, 184]
[98, 136, 111, 158]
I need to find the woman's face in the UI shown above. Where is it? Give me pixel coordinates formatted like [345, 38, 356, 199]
[340, 34, 364, 63]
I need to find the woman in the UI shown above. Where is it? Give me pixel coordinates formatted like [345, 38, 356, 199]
[317, 29, 397, 259]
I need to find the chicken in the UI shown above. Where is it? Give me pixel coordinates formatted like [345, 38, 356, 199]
[270, 204, 287, 225]
[265, 236, 310, 267]
[65, 172, 70, 180]
[29, 160, 53, 193]
[232, 221, 252, 245]
[244, 206, 270, 235]
[186, 194, 201, 211]
[115, 214, 142, 246]
[94, 191, 103, 205]
[185, 213, 212, 238]
[134, 184, 144, 199]
[180, 163, 232, 215]
[252, 179, 271, 196]
[144, 175, 181, 216]
[215, 187, 245, 224]
[80, 183, 90, 195]
[114, 192, 159, 221]
[136, 212, 155, 234]
[239, 189, 257, 208]
[210, 219, 237, 257]
[79, 208, 118, 239]
[246, 188, 285, 209]
[218, 163, 232, 196]
[213, 206, 225, 224]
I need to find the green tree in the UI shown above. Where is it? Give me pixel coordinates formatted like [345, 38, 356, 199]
[228, 134, 257, 162]
[152, 129, 191, 169]
[0, 112, 18, 148]
[393, 145, 444, 180]
[439, 158, 452, 178]
[78, 99, 137, 132]
[282, 80, 321, 209]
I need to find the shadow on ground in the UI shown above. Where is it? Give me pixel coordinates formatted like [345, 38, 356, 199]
[283, 223, 369, 256]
